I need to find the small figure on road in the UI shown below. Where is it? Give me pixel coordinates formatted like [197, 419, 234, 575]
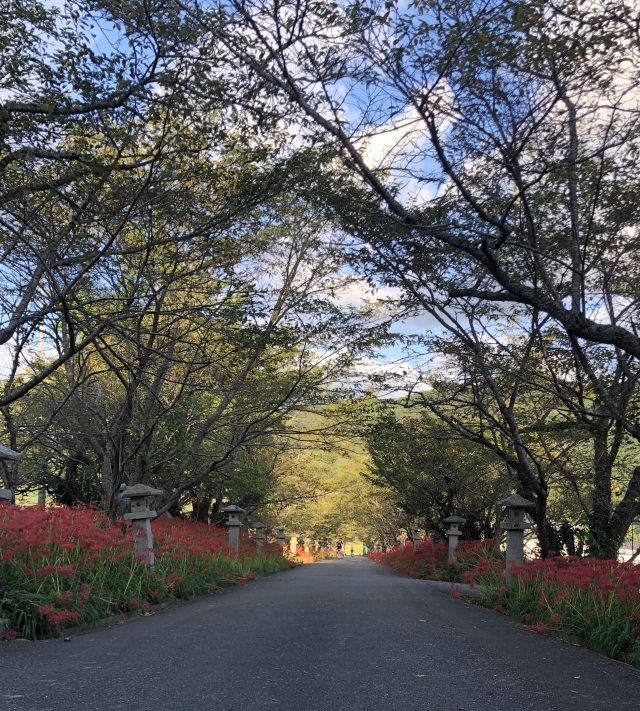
[336, 539, 344, 559]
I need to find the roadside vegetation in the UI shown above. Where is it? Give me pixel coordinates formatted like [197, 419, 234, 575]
[370, 542, 640, 665]
[0, 503, 292, 640]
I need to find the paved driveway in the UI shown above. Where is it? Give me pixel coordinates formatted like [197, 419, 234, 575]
[1, 557, 639, 710]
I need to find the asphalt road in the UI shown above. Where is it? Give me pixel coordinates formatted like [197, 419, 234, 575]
[2, 557, 640, 711]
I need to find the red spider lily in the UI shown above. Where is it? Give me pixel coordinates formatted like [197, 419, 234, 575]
[525, 621, 549, 635]
[1, 627, 19, 641]
[368, 538, 503, 584]
[550, 612, 563, 626]
[0, 504, 294, 640]
[165, 572, 183, 591]
[36, 605, 80, 629]
[369, 539, 640, 663]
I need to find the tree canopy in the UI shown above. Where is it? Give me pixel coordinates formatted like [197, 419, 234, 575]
[3, 0, 640, 556]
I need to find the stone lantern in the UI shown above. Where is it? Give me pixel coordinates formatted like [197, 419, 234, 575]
[275, 527, 286, 552]
[0, 443, 21, 503]
[443, 515, 466, 562]
[399, 528, 408, 546]
[499, 494, 535, 585]
[253, 521, 266, 548]
[303, 538, 311, 554]
[223, 505, 245, 556]
[289, 534, 299, 555]
[409, 526, 422, 549]
[122, 484, 163, 567]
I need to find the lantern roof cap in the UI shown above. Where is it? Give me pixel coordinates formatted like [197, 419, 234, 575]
[443, 515, 466, 524]
[223, 504, 245, 514]
[498, 494, 535, 508]
[123, 484, 163, 498]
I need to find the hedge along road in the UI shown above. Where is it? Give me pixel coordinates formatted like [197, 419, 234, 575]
[2, 557, 640, 711]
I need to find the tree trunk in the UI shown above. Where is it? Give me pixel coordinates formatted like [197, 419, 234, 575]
[607, 466, 640, 558]
[534, 495, 552, 558]
[588, 427, 616, 558]
[101, 442, 115, 511]
[191, 496, 213, 523]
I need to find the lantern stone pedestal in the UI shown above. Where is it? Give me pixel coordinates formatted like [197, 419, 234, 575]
[443, 515, 466, 563]
[289, 534, 298, 555]
[122, 484, 163, 567]
[275, 527, 286, 553]
[409, 526, 421, 549]
[224, 505, 245, 557]
[499, 495, 535, 586]
[253, 522, 266, 548]
[0, 443, 21, 504]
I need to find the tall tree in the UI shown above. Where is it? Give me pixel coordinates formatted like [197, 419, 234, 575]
[178, 0, 640, 359]
[7, 198, 391, 512]
[365, 411, 510, 541]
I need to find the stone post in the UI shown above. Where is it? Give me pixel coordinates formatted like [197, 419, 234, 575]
[224, 505, 245, 557]
[289, 534, 298, 555]
[499, 495, 535, 586]
[443, 515, 466, 563]
[303, 538, 311, 554]
[0, 443, 21, 505]
[122, 484, 163, 567]
[409, 526, 421, 549]
[275, 527, 286, 553]
[253, 521, 266, 548]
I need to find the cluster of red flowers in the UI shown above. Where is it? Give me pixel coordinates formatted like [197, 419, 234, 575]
[0, 503, 293, 639]
[370, 537, 640, 663]
[0, 503, 131, 565]
[510, 556, 640, 602]
[368, 538, 502, 583]
[36, 605, 80, 628]
[286, 548, 320, 564]
[524, 620, 549, 635]
[152, 517, 235, 559]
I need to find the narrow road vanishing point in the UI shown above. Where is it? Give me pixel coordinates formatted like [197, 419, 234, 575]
[2, 557, 639, 711]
